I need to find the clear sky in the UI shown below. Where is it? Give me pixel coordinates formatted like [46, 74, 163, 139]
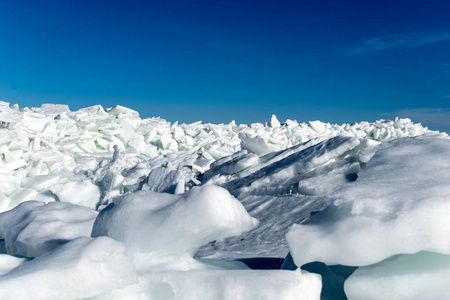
[1, 0, 449, 132]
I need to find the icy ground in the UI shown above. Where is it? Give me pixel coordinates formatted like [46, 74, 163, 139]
[0, 101, 448, 299]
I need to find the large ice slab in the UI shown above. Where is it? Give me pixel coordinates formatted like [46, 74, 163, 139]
[287, 133, 450, 267]
[221, 136, 361, 197]
[202, 136, 365, 256]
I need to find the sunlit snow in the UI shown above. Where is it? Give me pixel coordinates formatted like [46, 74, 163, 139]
[0, 101, 447, 299]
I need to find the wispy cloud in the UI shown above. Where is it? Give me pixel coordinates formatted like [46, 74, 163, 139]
[349, 33, 450, 56]
[384, 108, 450, 134]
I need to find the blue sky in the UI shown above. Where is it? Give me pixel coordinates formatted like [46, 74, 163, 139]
[1, 0, 449, 132]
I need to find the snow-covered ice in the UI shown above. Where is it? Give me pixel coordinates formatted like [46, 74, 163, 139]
[344, 251, 450, 300]
[286, 133, 450, 299]
[287, 133, 450, 266]
[0, 201, 97, 257]
[92, 185, 257, 272]
[0, 101, 447, 299]
[0, 237, 137, 300]
[102, 268, 321, 300]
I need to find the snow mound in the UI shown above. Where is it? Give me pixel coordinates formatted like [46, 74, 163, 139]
[287, 133, 450, 267]
[0, 236, 137, 300]
[286, 133, 450, 299]
[104, 268, 321, 300]
[0, 201, 97, 257]
[92, 185, 257, 257]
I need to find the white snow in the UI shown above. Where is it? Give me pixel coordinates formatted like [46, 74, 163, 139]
[92, 185, 257, 264]
[103, 269, 321, 300]
[0, 237, 137, 300]
[287, 133, 450, 266]
[50, 179, 101, 209]
[203, 136, 366, 256]
[286, 133, 450, 299]
[0, 201, 98, 257]
[0, 255, 25, 276]
[0, 101, 447, 299]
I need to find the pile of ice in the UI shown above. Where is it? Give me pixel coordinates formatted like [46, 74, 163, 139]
[0, 101, 448, 299]
[0, 101, 430, 212]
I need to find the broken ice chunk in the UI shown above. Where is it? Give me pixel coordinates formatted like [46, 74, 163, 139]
[270, 114, 281, 128]
[20, 174, 60, 191]
[50, 179, 101, 209]
[239, 133, 273, 156]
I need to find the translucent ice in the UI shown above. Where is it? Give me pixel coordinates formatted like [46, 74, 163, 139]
[345, 251, 450, 300]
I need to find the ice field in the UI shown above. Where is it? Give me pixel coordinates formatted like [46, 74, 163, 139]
[0, 101, 449, 299]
